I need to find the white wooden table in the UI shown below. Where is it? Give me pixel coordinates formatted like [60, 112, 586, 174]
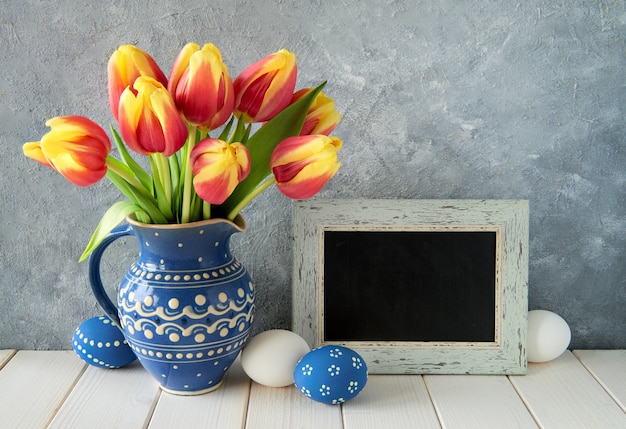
[0, 349, 624, 428]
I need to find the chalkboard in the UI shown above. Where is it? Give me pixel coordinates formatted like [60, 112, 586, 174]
[323, 230, 496, 343]
[292, 200, 529, 375]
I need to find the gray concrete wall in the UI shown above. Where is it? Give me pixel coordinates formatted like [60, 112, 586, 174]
[0, 0, 624, 350]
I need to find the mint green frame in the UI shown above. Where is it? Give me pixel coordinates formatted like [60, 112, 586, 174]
[292, 199, 529, 375]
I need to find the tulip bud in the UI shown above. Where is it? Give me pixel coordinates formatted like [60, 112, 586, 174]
[234, 49, 297, 123]
[23, 116, 111, 187]
[108, 45, 168, 121]
[270, 134, 342, 199]
[117, 76, 188, 157]
[191, 139, 251, 204]
[292, 89, 342, 136]
[168, 42, 235, 130]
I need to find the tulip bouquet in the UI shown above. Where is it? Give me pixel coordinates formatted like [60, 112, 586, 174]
[23, 43, 342, 261]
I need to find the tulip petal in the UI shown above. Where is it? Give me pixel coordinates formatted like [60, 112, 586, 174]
[274, 160, 340, 199]
[236, 71, 279, 119]
[270, 135, 342, 199]
[234, 49, 297, 123]
[191, 139, 250, 204]
[118, 77, 188, 156]
[52, 152, 108, 187]
[168, 43, 234, 130]
[108, 45, 168, 120]
[23, 116, 111, 187]
[291, 89, 342, 136]
[168, 43, 199, 92]
[23, 142, 51, 167]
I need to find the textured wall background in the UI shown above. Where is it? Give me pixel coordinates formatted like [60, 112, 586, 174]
[0, 0, 624, 350]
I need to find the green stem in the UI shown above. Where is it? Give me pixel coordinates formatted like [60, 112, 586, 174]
[149, 153, 174, 221]
[105, 156, 147, 193]
[105, 169, 168, 224]
[169, 154, 181, 218]
[229, 115, 247, 144]
[181, 125, 198, 223]
[156, 153, 172, 207]
[226, 176, 276, 221]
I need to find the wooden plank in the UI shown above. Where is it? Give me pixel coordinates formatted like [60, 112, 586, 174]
[424, 374, 538, 429]
[245, 382, 342, 429]
[0, 350, 16, 369]
[510, 351, 626, 429]
[342, 375, 441, 428]
[48, 360, 161, 429]
[148, 359, 251, 429]
[0, 350, 85, 429]
[573, 350, 626, 412]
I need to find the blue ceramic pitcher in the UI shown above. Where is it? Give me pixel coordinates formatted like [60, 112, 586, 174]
[88, 215, 255, 395]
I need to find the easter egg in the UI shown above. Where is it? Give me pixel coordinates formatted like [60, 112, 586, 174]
[241, 329, 311, 387]
[72, 316, 137, 368]
[527, 310, 571, 363]
[294, 345, 367, 405]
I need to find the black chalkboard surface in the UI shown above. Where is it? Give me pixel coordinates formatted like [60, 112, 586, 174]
[323, 230, 497, 343]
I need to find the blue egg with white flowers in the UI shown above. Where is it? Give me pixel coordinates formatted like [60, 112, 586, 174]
[294, 345, 367, 405]
[72, 316, 137, 368]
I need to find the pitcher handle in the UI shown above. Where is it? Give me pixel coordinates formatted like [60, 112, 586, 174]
[87, 223, 134, 327]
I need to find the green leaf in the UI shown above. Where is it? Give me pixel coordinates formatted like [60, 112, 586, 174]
[169, 154, 181, 220]
[149, 155, 174, 222]
[175, 141, 188, 220]
[106, 169, 169, 224]
[106, 169, 137, 202]
[190, 192, 204, 222]
[79, 201, 145, 262]
[129, 190, 169, 224]
[218, 117, 235, 141]
[229, 116, 249, 144]
[239, 123, 252, 146]
[219, 82, 326, 216]
[110, 127, 153, 193]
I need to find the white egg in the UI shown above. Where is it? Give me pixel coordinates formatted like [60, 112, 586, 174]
[241, 329, 311, 387]
[527, 310, 571, 363]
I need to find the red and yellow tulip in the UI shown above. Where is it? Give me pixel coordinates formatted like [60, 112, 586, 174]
[24, 42, 342, 261]
[190, 139, 251, 204]
[23, 116, 110, 187]
[168, 43, 234, 131]
[270, 134, 342, 199]
[117, 76, 188, 157]
[233, 49, 297, 123]
[292, 89, 342, 136]
[107, 45, 168, 121]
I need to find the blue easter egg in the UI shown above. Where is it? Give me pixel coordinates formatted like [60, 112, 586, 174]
[72, 316, 137, 368]
[294, 345, 367, 405]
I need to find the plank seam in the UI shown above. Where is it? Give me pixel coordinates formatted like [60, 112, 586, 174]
[0, 350, 17, 370]
[422, 375, 446, 428]
[572, 350, 626, 413]
[507, 374, 544, 429]
[143, 387, 164, 428]
[239, 377, 252, 429]
[44, 359, 88, 428]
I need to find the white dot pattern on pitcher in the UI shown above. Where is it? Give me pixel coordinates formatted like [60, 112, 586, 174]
[118, 266, 256, 387]
[112, 221, 255, 394]
[120, 280, 254, 344]
[127, 261, 243, 283]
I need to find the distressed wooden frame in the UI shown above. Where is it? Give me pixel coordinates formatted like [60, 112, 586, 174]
[292, 199, 529, 374]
